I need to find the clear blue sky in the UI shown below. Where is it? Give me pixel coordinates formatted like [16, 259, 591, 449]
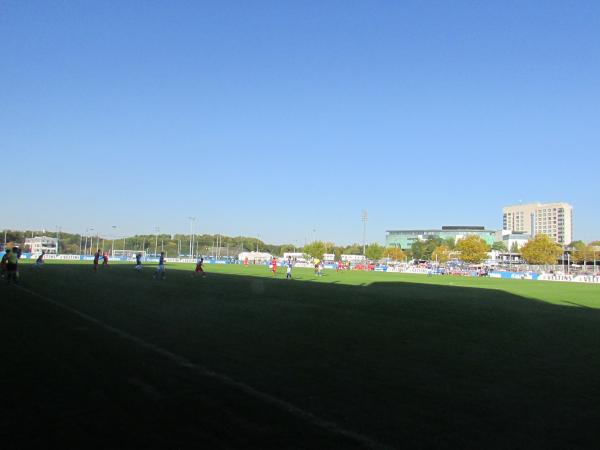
[2, 1, 599, 244]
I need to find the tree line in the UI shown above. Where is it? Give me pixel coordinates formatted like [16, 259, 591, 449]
[3, 229, 598, 265]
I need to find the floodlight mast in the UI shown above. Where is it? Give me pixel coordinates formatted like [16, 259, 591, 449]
[154, 226, 159, 256]
[362, 210, 368, 255]
[188, 217, 196, 258]
[111, 225, 116, 255]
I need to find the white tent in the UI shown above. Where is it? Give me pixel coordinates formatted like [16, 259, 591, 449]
[238, 251, 273, 263]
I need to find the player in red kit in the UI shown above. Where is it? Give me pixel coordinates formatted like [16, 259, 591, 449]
[271, 257, 277, 275]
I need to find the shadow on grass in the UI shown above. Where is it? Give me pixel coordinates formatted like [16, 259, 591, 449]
[3, 264, 600, 449]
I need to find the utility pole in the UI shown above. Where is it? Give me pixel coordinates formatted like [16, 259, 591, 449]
[361, 210, 368, 255]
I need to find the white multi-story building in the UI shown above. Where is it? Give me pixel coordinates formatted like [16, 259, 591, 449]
[24, 236, 58, 254]
[502, 202, 573, 246]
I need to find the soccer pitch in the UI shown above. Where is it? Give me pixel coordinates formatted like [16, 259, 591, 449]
[3, 262, 600, 449]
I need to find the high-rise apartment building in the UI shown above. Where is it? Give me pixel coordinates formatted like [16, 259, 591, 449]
[502, 202, 573, 245]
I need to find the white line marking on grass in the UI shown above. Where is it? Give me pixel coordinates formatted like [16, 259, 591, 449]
[17, 286, 391, 450]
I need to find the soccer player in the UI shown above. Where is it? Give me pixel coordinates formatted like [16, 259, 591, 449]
[314, 258, 320, 275]
[93, 249, 100, 272]
[134, 252, 143, 271]
[102, 250, 109, 267]
[34, 251, 45, 269]
[1, 248, 9, 279]
[271, 256, 277, 275]
[286, 259, 292, 279]
[153, 252, 166, 279]
[6, 247, 19, 284]
[194, 257, 206, 277]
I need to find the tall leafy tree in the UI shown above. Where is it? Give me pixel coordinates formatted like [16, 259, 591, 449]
[521, 234, 562, 265]
[383, 247, 406, 261]
[443, 237, 456, 250]
[456, 235, 489, 264]
[411, 237, 443, 260]
[303, 241, 329, 259]
[491, 241, 508, 252]
[365, 243, 384, 260]
[343, 243, 362, 255]
[431, 245, 451, 263]
[411, 240, 426, 260]
[510, 242, 521, 254]
[571, 242, 595, 266]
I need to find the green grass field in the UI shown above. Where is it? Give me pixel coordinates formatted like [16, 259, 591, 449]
[2, 262, 600, 449]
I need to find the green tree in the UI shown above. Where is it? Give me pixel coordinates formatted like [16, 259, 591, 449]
[303, 241, 329, 259]
[365, 243, 384, 260]
[332, 246, 344, 260]
[411, 240, 426, 260]
[521, 234, 562, 265]
[510, 242, 520, 254]
[411, 236, 443, 260]
[343, 243, 362, 255]
[431, 245, 450, 263]
[492, 241, 508, 252]
[443, 237, 456, 250]
[383, 247, 406, 261]
[571, 242, 595, 266]
[456, 235, 490, 264]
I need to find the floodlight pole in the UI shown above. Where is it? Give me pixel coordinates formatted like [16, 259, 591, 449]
[154, 226, 159, 256]
[110, 225, 117, 256]
[188, 217, 196, 258]
[361, 210, 368, 255]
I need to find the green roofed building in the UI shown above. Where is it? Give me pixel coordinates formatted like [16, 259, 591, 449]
[385, 226, 496, 250]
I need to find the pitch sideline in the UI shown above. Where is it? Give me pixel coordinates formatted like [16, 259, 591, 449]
[16, 285, 391, 450]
